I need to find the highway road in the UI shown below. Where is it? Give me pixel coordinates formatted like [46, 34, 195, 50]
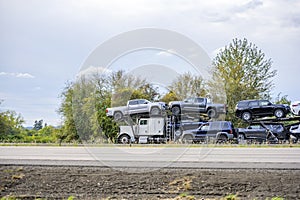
[0, 146, 300, 169]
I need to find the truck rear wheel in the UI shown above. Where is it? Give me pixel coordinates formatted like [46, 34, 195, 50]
[113, 111, 123, 121]
[242, 111, 252, 121]
[150, 106, 161, 116]
[217, 135, 227, 143]
[274, 109, 284, 118]
[182, 135, 193, 144]
[171, 106, 181, 116]
[207, 108, 217, 118]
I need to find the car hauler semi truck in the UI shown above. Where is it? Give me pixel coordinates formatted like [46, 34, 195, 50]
[117, 117, 176, 144]
[116, 116, 235, 144]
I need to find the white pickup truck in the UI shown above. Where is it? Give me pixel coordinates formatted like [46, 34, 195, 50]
[106, 99, 166, 120]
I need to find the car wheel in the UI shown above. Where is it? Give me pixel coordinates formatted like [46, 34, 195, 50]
[274, 109, 284, 118]
[182, 135, 193, 144]
[242, 111, 252, 121]
[150, 106, 161, 116]
[217, 135, 227, 143]
[171, 106, 181, 116]
[207, 108, 217, 118]
[113, 111, 123, 121]
[119, 135, 130, 144]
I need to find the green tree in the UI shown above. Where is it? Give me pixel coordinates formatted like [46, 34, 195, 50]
[33, 119, 43, 130]
[0, 101, 24, 141]
[211, 38, 277, 122]
[58, 82, 79, 143]
[58, 70, 161, 143]
[160, 91, 179, 104]
[274, 93, 291, 105]
[168, 72, 207, 100]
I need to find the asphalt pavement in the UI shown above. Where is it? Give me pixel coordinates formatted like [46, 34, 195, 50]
[0, 146, 299, 169]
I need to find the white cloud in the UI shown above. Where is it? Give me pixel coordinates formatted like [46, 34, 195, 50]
[76, 66, 112, 79]
[0, 72, 35, 79]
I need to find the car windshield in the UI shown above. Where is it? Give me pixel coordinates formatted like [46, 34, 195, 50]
[265, 124, 284, 132]
[200, 124, 209, 131]
[184, 98, 194, 103]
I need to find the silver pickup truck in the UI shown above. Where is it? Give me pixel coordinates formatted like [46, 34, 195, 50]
[169, 97, 227, 118]
[106, 99, 166, 120]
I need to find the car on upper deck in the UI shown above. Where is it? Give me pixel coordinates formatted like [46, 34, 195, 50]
[235, 99, 290, 121]
[169, 97, 227, 119]
[106, 99, 166, 121]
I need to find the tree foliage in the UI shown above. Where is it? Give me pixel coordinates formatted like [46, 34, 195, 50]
[58, 70, 159, 143]
[33, 119, 43, 131]
[212, 38, 277, 121]
[0, 109, 24, 141]
[168, 72, 207, 100]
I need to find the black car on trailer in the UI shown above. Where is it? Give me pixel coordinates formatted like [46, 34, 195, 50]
[235, 99, 290, 121]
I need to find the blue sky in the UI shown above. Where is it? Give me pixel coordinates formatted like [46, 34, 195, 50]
[0, 0, 299, 126]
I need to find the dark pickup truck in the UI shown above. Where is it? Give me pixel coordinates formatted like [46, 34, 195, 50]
[169, 97, 227, 118]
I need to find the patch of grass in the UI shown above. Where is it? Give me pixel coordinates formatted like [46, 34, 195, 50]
[11, 173, 25, 180]
[266, 197, 284, 200]
[169, 176, 194, 191]
[1, 196, 18, 200]
[223, 194, 239, 200]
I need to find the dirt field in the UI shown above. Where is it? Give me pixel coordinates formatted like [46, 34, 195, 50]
[1, 165, 299, 200]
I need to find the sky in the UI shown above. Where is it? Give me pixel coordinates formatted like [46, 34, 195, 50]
[0, 0, 299, 126]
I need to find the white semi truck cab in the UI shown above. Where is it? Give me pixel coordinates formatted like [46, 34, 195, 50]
[118, 117, 174, 144]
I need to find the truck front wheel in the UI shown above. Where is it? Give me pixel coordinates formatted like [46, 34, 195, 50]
[119, 135, 130, 144]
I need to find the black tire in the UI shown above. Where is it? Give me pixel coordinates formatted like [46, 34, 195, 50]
[113, 111, 123, 121]
[207, 108, 217, 118]
[150, 106, 161, 116]
[217, 135, 227, 143]
[171, 106, 181, 116]
[119, 135, 130, 144]
[274, 109, 284, 118]
[242, 111, 252, 121]
[181, 135, 193, 144]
